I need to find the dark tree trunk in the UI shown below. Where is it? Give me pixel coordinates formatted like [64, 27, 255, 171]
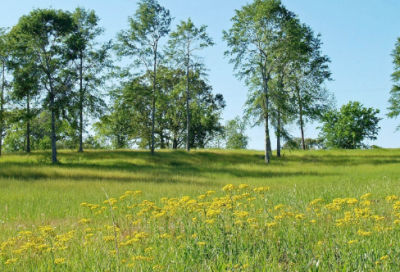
[277, 109, 281, 157]
[49, 77, 57, 164]
[50, 93, 57, 163]
[263, 72, 270, 164]
[78, 54, 84, 152]
[26, 92, 31, 153]
[300, 112, 305, 150]
[296, 85, 306, 150]
[151, 50, 157, 156]
[186, 54, 190, 152]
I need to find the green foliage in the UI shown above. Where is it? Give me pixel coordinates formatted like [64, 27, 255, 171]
[166, 18, 214, 151]
[224, 116, 249, 149]
[0, 27, 12, 156]
[95, 67, 225, 150]
[10, 8, 79, 162]
[69, 7, 111, 152]
[283, 137, 325, 150]
[387, 37, 400, 131]
[4, 111, 81, 152]
[319, 101, 382, 149]
[115, 0, 172, 155]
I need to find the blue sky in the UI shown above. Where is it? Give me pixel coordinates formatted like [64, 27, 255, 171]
[1, 0, 399, 149]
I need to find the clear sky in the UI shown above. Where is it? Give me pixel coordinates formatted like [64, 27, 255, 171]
[1, 0, 399, 149]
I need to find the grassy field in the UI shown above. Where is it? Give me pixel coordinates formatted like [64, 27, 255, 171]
[0, 148, 400, 271]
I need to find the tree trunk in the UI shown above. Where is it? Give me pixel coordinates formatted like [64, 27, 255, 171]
[277, 109, 281, 157]
[263, 73, 270, 164]
[78, 54, 84, 152]
[186, 54, 190, 152]
[49, 77, 57, 164]
[300, 113, 305, 150]
[151, 50, 157, 156]
[296, 85, 306, 150]
[0, 63, 4, 157]
[50, 93, 57, 163]
[26, 92, 31, 153]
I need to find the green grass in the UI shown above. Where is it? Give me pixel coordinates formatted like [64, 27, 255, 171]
[0, 148, 400, 271]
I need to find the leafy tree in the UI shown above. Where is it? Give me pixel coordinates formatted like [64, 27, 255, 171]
[70, 7, 111, 152]
[223, 0, 297, 163]
[224, 116, 249, 149]
[0, 28, 12, 156]
[4, 110, 78, 152]
[319, 101, 382, 149]
[11, 9, 78, 163]
[387, 37, 400, 130]
[96, 67, 225, 150]
[282, 137, 324, 150]
[166, 18, 214, 151]
[7, 38, 42, 153]
[115, 0, 172, 155]
[287, 27, 333, 150]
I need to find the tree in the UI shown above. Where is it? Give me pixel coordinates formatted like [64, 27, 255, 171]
[70, 7, 111, 152]
[7, 35, 42, 153]
[11, 9, 78, 163]
[282, 137, 324, 150]
[96, 67, 225, 150]
[167, 18, 214, 151]
[8, 60, 41, 153]
[287, 27, 333, 151]
[223, 0, 297, 163]
[387, 37, 400, 130]
[224, 116, 249, 149]
[0, 28, 10, 156]
[319, 101, 382, 149]
[115, 0, 172, 155]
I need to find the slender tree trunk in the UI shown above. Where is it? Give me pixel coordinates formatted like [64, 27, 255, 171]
[78, 54, 84, 152]
[48, 77, 57, 163]
[186, 54, 190, 152]
[299, 112, 305, 150]
[296, 85, 306, 150]
[151, 50, 157, 156]
[0, 63, 4, 157]
[50, 92, 57, 163]
[26, 92, 31, 153]
[277, 109, 281, 157]
[263, 72, 270, 164]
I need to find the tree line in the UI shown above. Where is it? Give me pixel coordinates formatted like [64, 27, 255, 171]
[0, 0, 397, 164]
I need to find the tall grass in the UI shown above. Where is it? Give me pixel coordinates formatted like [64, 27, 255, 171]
[0, 149, 399, 270]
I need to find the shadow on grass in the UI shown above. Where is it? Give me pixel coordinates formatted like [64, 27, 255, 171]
[0, 149, 398, 184]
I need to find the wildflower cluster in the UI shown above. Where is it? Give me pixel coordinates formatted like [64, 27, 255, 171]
[1, 186, 399, 271]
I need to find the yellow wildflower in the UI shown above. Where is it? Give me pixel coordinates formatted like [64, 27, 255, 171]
[54, 258, 65, 264]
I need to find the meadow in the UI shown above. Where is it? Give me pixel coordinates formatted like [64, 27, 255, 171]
[0, 148, 400, 271]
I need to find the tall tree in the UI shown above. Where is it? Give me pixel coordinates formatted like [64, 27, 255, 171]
[223, 0, 295, 163]
[319, 101, 381, 149]
[8, 55, 41, 152]
[287, 28, 333, 150]
[115, 0, 172, 155]
[71, 7, 111, 152]
[387, 37, 400, 130]
[0, 28, 10, 156]
[11, 9, 78, 163]
[166, 18, 214, 151]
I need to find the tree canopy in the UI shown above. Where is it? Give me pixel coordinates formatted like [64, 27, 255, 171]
[319, 101, 382, 149]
